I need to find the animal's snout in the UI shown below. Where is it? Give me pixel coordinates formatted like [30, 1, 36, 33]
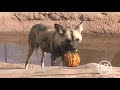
[67, 40, 79, 50]
[72, 41, 79, 50]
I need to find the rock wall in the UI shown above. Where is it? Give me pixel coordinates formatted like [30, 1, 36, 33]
[0, 12, 120, 35]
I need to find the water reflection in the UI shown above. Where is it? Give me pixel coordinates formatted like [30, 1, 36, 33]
[111, 51, 120, 67]
[0, 34, 120, 67]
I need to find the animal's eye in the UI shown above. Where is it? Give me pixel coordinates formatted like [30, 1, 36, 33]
[76, 38, 79, 41]
[66, 39, 71, 43]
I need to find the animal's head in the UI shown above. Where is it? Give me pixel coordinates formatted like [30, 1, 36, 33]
[54, 17, 84, 52]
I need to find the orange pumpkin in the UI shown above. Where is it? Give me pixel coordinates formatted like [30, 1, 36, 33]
[63, 50, 80, 67]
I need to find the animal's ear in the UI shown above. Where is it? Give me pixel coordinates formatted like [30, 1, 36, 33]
[75, 15, 84, 33]
[54, 24, 66, 35]
[75, 21, 83, 33]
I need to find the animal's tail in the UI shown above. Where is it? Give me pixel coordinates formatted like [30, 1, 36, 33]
[28, 30, 40, 58]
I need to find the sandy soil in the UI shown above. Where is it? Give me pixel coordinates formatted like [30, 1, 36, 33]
[0, 62, 120, 78]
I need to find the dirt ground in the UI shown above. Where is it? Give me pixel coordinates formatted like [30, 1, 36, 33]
[0, 62, 120, 78]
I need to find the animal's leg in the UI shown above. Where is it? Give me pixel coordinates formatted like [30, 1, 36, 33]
[41, 51, 46, 68]
[25, 47, 34, 69]
[51, 54, 57, 66]
[61, 56, 65, 66]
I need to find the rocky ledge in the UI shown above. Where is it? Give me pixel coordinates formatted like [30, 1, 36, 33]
[0, 12, 120, 35]
[0, 62, 120, 78]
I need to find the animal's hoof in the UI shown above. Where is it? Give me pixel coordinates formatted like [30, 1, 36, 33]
[25, 65, 28, 69]
[41, 65, 44, 68]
